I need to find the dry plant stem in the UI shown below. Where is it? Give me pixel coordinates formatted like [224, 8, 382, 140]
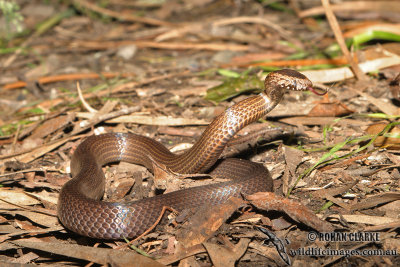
[12, 124, 21, 153]
[77, 82, 97, 113]
[289, 0, 318, 27]
[212, 16, 300, 48]
[312, 180, 359, 201]
[318, 152, 372, 172]
[0, 198, 57, 217]
[222, 56, 349, 68]
[3, 72, 136, 90]
[321, 0, 367, 81]
[2, 226, 64, 240]
[73, 0, 173, 26]
[155, 24, 203, 42]
[66, 40, 249, 51]
[299, 1, 400, 18]
[157, 15, 300, 44]
[69, 106, 140, 136]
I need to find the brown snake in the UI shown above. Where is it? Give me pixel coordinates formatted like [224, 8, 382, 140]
[58, 69, 313, 239]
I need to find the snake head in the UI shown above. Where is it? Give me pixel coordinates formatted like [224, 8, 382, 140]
[266, 69, 313, 91]
[263, 69, 313, 103]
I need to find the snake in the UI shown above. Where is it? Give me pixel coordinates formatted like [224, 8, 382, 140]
[57, 69, 313, 239]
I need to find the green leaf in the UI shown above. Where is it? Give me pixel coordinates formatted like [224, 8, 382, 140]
[205, 75, 263, 103]
[217, 69, 241, 78]
[352, 30, 400, 48]
[318, 201, 334, 212]
[363, 113, 400, 119]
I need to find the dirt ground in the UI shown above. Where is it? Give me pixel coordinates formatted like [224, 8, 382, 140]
[0, 0, 399, 266]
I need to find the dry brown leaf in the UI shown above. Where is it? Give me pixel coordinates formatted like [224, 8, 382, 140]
[366, 123, 400, 149]
[10, 211, 58, 228]
[26, 191, 58, 206]
[0, 188, 40, 206]
[383, 238, 400, 252]
[376, 200, 400, 218]
[350, 192, 400, 212]
[203, 238, 250, 267]
[157, 244, 206, 266]
[0, 227, 63, 243]
[28, 113, 75, 140]
[0, 135, 82, 163]
[246, 192, 334, 232]
[10, 240, 165, 267]
[313, 181, 358, 200]
[12, 251, 39, 264]
[364, 221, 400, 231]
[176, 197, 244, 248]
[307, 101, 354, 117]
[282, 146, 304, 194]
[76, 112, 209, 126]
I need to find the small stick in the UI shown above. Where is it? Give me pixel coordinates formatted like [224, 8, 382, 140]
[321, 0, 367, 81]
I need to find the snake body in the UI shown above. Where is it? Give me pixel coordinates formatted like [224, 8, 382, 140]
[58, 69, 312, 239]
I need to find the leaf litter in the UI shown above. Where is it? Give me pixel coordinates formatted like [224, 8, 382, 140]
[0, 0, 399, 266]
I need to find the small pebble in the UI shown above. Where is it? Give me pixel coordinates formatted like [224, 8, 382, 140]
[117, 45, 137, 60]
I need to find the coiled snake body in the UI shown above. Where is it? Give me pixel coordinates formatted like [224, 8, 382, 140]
[58, 69, 313, 239]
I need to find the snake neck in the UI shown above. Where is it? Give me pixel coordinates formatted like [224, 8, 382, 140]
[172, 93, 279, 173]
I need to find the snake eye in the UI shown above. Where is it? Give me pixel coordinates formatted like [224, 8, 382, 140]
[292, 79, 297, 90]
